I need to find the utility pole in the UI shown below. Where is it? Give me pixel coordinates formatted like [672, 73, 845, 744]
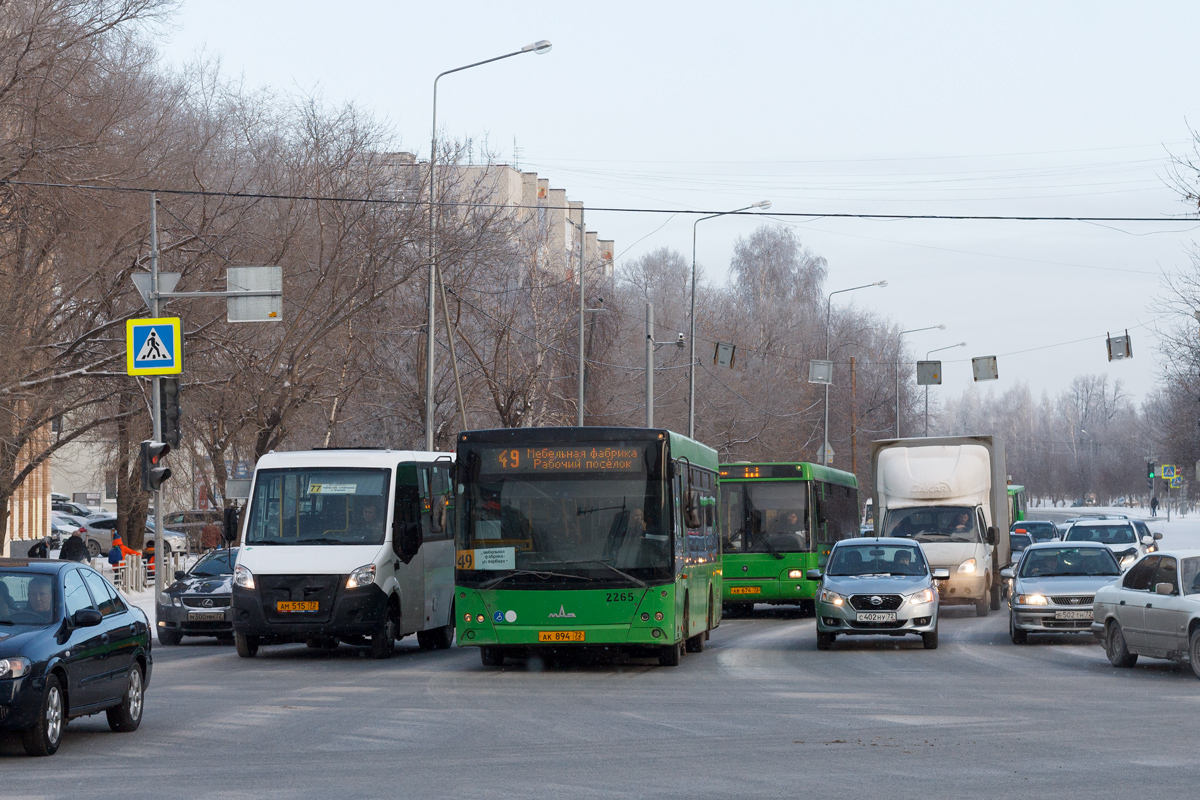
[577, 207, 586, 426]
[646, 302, 654, 428]
[850, 356, 857, 476]
[149, 193, 164, 600]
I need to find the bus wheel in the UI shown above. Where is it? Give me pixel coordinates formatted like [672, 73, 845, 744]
[687, 598, 711, 653]
[235, 632, 258, 658]
[480, 646, 505, 667]
[658, 642, 682, 667]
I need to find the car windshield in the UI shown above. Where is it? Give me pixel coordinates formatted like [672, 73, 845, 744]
[1019, 546, 1121, 577]
[826, 544, 927, 576]
[882, 506, 981, 544]
[1010, 533, 1032, 552]
[0, 572, 58, 626]
[189, 551, 237, 577]
[245, 468, 391, 545]
[719, 481, 810, 553]
[1065, 525, 1136, 545]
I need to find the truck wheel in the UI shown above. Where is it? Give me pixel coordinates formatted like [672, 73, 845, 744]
[235, 632, 259, 658]
[1106, 621, 1137, 668]
[480, 646, 505, 667]
[922, 628, 939, 650]
[658, 641, 683, 666]
[20, 674, 64, 756]
[990, 584, 1002, 611]
[1009, 614, 1027, 644]
[974, 596, 989, 617]
[816, 631, 835, 650]
[105, 663, 144, 732]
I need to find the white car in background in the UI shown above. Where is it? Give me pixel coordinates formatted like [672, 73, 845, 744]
[1065, 519, 1158, 571]
[79, 516, 187, 559]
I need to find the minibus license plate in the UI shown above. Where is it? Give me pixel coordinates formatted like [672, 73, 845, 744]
[855, 612, 897, 622]
[1055, 609, 1091, 620]
[538, 630, 584, 642]
[277, 601, 318, 612]
[730, 586, 761, 595]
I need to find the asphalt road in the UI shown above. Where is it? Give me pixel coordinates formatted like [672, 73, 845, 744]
[4, 596, 1200, 799]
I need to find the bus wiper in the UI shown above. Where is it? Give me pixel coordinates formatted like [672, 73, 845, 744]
[543, 559, 647, 588]
[481, 570, 595, 589]
[578, 503, 626, 516]
[756, 535, 785, 560]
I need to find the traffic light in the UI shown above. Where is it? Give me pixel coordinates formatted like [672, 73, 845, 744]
[160, 378, 181, 448]
[140, 440, 171, 492]
[1147, 461, 1155, 489]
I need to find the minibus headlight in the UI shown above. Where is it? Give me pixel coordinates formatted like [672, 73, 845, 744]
[957, 558, 977, 574]
[233, 565, 255, 590]
[346, 564, 377, 589]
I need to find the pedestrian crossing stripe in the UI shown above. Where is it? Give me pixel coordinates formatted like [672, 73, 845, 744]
[126, 317, 183, 375]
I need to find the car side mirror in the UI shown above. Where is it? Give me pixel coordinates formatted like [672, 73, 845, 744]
[1155, 582, 1175, 596]
[1000, 567, 1014, 580]
[806, 569, 823, 581]
[1141, 535, 1154, 546]
[222, 507, 239, 543]
[72, 608, 103, 628]
[986, 526, 998, 546]
[931, 568, 950, 580]
[174, 570, 186, 581]
[1153, 532, 1163, 541]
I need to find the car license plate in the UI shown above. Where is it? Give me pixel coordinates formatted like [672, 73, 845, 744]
[538, 630, 585, 642]
[855, 612, 897, 622]
[187, 611, 225, 622]
[276, 601, 318, 613]
[1055, 609, 1092, 620]
[730, 586, 761, 595]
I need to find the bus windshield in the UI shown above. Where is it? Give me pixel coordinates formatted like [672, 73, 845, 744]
[245, 468, 391, 546]
[456, 441, 668, 587]
[720, 481, 810, 553]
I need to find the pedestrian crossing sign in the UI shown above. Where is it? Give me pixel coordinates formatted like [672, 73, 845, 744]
[126, 317, 182, 375]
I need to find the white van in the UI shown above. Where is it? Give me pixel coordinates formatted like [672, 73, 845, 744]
[231, 449, 455, 658]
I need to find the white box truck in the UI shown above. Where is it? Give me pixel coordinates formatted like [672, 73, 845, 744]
[870, 436, 1009, 616]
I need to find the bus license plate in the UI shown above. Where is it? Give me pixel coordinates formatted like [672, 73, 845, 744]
[277, 601, 318, 613]
[1055, 609, 1091, 620]
[187, 611, 225, 622]
[855, 612, 897, 623]
[538, 630, 585, 642]
[730, 586, 761, 595]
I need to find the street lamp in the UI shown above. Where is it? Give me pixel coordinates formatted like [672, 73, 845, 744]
[424, 40, 552, 451]
[688, 200, 771, 438]
[823, 280, 887, 465]
[924, 341, 967, 436]
[896, 324, 945, 437]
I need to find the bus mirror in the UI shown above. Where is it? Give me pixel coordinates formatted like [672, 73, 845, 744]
[430, 500, 446, 534]
[222, 507, 239, 542]
[684, 490, 702, 529]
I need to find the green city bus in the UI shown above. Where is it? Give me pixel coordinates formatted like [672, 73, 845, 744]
[454, 427, 721, 667]
[1008, 484, 1027, 524]
[718, 462, 859, 614]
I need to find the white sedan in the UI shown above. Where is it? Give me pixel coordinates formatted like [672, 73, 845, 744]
[1092, 550, 1200, 678]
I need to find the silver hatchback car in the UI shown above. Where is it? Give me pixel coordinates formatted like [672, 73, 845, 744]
[809, 537, 950, 650]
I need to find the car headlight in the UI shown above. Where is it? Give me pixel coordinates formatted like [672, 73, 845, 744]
[819, 588, 845, 606]
[907, 588, 935, 605]
[787, 569, 803, 579]
[0, 657, 31, 679]
[957, 558, 977, 574]
[233, 564, 255, 589]
[1119, 554, 1137, 569]
[1014, 593, 1048, 606]
[171, 594, 184, 608]
[346, 563, 377, 589]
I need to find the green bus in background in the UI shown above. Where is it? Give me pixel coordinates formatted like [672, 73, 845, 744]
[718, 462, 859, 615]
[454, 427, 721, 667]
[1008, 484, 1027, 524]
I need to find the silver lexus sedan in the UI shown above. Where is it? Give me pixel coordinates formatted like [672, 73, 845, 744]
[809, 537, 949, 650]
[1001, 541, 1122, 644]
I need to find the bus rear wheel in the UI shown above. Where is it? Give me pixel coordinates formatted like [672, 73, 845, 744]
[480, 646, 505, 667]
[658, 641, 683, 666]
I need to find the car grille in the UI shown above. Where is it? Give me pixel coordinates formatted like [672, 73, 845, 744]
[182, 596, 230, 608]
[1050, 595, 1093, 606]
[258, 574, 341, 623]
[848, 594, 903, 611]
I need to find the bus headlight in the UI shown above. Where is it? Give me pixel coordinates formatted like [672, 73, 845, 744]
[957, 558, 977, 574]
[346, 564, 377, 589]
[819, 588, 844, 607]
[233, 565, 255, 590]
[787, 569, 804, 579]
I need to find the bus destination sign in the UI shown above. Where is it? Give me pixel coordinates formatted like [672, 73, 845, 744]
[479, 444, 645, 475]
[719, 464, 805, 480]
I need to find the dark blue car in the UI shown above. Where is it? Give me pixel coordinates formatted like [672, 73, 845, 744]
[0, 558, 152, 756]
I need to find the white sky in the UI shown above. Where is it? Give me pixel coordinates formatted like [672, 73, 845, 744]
[162, 1, 1200, 404]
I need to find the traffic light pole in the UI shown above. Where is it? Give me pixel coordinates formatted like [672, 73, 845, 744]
[150, 194, 164, 600]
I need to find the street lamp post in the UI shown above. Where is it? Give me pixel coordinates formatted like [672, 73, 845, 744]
[924, 341, 967, 435]
[823, 281, 887, 465]
[688, 200, 770, 439]
[896, 324, 945, 437]
[425, 40, 552, 451]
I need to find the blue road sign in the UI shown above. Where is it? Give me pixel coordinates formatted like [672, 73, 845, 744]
[126, 317, 182, 375]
